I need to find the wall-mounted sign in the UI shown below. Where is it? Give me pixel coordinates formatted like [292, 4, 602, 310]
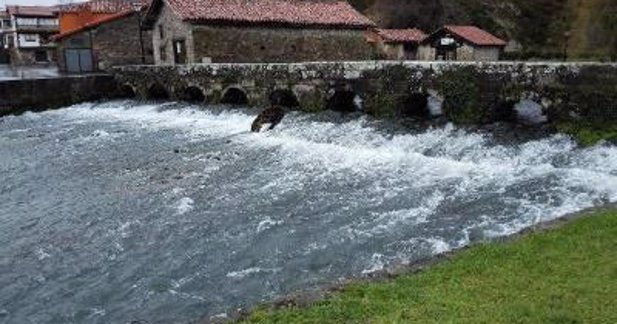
[440, 37, 455, 46]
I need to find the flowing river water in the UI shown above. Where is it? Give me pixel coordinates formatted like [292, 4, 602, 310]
[1, 100, 617, 323]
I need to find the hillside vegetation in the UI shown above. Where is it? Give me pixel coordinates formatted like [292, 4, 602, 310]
[349, 0, 617, 60]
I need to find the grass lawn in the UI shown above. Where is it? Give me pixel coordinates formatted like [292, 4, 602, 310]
[243, 208, 617, 323]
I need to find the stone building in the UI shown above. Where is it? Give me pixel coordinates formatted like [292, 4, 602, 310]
[366, 28, 426, 60]
[53, 9, 153, 73]
[143, 0, 375, 65]
[1, 5, 59, 65]
[418, 25, 506, 61]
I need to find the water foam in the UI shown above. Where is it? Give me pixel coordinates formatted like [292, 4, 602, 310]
[44, 101, 617, 272]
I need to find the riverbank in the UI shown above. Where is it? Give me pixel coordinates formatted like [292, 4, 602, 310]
[241, 206, 617, 323]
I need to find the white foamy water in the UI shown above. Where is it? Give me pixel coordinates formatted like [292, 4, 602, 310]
[2, 100, 617, 323]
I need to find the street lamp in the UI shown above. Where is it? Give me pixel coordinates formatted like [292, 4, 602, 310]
[133, 2, 146, 64]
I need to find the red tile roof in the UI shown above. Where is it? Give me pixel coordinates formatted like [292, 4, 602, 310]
[52, 10, 135, 40]
[444, 25, 506, 46]
[7, 5, 58, 17]
[375, 28, 426, 43]
[59, 0, 148, 14]
[163, 0, 375, 28]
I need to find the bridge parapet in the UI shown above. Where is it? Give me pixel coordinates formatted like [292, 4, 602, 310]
[112, 61, 617, 127]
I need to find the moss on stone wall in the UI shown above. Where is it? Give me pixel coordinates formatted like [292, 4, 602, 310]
[545, 66, 617, 145]
[439, 67, 482, 124]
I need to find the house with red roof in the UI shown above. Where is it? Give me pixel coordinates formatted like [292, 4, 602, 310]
[366, 28, 427, 60]
[56, 0, 148, 34]
[419, 25, 506, 61]
[53, 4, 153, 73]
[142, 0, 376, 64]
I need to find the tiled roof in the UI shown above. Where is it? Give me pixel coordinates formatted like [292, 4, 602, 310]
[58, 0, 148, 14]
[52, 10, 134, 40]
[376, 28, 426, 43]
[164, 0, 375, 28]
[7, 5, 58, 17]
[444, 25, 506, 46]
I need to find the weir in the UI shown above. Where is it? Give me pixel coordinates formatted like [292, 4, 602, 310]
[113, 61, 617, 125]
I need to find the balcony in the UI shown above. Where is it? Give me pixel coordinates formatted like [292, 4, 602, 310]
[15, 23, 58, 33]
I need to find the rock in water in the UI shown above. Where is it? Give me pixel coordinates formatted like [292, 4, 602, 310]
[251, 106, 286, 132]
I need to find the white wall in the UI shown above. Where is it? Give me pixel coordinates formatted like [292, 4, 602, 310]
[17, 33, 41, 47]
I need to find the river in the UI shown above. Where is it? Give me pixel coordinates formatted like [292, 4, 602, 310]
[1, 100, 616, 323]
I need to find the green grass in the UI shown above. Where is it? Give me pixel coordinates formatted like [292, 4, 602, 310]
[557, 123, 617, 147]
[243, 208, 617, 323]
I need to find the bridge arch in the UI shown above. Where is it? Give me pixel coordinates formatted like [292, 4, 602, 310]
[269, 89, 300, 108]
[178, 85, 206, 103]
[118, 83, 137, 98]
[400, 92, 430, 118]
[146, 83, 170, 100]
[326, 88, 361, 112]
[220, 86, 249, 105]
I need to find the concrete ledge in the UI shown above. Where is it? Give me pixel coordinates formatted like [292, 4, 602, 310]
[0, 74, 119, 117]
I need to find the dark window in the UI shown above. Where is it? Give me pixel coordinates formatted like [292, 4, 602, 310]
[34, 50, 47, 62]
[7, 35, 14, 48]
[159, 25, 164, 39]
[291, 44, 297, 51]
[159, 45, 167, 61]
[260, 45, 266, 51]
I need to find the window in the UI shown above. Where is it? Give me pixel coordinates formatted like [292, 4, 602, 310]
[16, 18, 37, 27]
[159, 45, 167, 61]
[24, 34, 37, 42]
[158, 24, 164, 39]
[34, 50, 47, 62]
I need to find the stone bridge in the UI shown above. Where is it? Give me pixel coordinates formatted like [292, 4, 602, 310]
[112, 61, 617, 125]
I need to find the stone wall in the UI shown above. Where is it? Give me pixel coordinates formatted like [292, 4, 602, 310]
[152, 4, 193, 65]
[473, 46, 501, 61]
[92, 13, 153, 69]
[456, 43, 475, 61]
[0, 75, 119, 116]
[418, 46, 435, 60]
[191, 26, 372, 63]
[57, 13, 153, 72]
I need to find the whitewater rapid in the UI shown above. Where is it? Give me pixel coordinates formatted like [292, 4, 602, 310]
[1, 100, 616, 323]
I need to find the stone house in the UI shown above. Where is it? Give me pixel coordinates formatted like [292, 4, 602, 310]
[53, 8, 153, 73]
[1, 5, 59, 65]
[418, 25, 506, 61]
[366, 28, 426, 60]
[142, 0, 376, 65]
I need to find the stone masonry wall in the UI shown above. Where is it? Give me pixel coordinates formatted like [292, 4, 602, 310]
[473, 46, 501, 61]
[152, 4, 193, 65]
[92, 13, 154, 69]
[190, 26, 372, 63]
[57, 13, 153, 72]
